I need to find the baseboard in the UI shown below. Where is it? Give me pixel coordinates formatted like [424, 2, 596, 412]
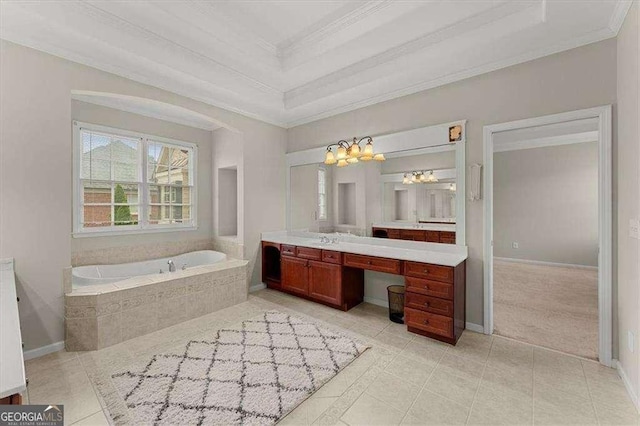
[363, 296, 388, 308]
[466, 322, 484, 333]
[23, 341, 65, 361]
[614, 359, 640, 413]
[494, 257, 597, 270]
[249, 283, 267, 293]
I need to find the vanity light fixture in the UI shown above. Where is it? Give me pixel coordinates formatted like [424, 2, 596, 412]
[403, 170, 440, 184]
[324, 136, 384, 166]
[450, 183, 456, 192]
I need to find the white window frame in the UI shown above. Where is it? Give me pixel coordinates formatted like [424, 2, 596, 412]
[318, 167, 327, 221]
[72, 121, 198, 237]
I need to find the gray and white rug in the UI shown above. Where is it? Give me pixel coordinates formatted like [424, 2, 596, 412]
[111, 311, 368, 425]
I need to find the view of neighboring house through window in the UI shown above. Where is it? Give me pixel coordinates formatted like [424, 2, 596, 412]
[318, 168, 327, 221]
[75, 123, 196, 234]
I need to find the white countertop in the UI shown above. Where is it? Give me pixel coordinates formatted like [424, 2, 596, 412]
[262, 231, 467, 267]
[372, 222, 456, 232]
[0, 258, 27, 398]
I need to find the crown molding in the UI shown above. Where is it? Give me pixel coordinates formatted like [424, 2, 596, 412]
[493, 131, 598, 153]
[284, 26, 617, 128]
[608, 0, 634, 34]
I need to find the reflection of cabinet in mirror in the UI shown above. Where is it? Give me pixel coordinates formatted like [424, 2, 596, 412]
[372, 227, 456, 244]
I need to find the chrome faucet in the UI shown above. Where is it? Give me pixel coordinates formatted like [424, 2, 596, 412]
[320, 236, 330, 244]
[167, 259, 176, 272]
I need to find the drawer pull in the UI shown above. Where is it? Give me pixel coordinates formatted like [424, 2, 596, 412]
[368, 261, 372, 265]
[424, 269, 429, 273]
[424, 302, 430, 307]
[423, 320, 429, 325]
[327, 255, 333, 258]
[424, 285, 429, 289]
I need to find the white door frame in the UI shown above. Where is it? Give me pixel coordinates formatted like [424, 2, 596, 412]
[483, 105, 612, 366]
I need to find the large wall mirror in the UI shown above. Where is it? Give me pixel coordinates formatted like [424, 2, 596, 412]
[286, 121, 466, 246]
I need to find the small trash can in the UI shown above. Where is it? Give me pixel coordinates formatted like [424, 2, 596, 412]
[387, 285, 405, 324]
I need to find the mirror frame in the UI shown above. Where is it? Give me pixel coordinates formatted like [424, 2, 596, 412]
[285, 120, 466, 246]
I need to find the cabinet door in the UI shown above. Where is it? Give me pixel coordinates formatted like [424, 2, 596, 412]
[308, 261, 342, 306]
[281, 256, 309, 296]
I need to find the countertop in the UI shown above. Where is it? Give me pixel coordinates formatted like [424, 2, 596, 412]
[262, 231, 467, 267]
[0, 258, 27, 399]
[372, 222, 456, 232]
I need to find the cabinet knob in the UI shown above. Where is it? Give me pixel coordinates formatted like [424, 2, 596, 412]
[423, 320, 429, 325]
[424, 269, 429, 273]
[424, 285, 429, 290]
[424, 302, 429, 307]
[367, 260, 372, 265]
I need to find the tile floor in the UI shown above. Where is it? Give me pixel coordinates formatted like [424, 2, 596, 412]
[24, 288, 638, 426]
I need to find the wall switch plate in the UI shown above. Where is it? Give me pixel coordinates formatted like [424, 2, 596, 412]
[630, 219, 639, 239]
[512, 242, 519, 249]
[628, 331, 635, 353]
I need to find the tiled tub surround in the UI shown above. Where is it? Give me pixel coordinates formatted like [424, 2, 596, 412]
[65, 259, 248, 351]
[71, 238, 214, 267]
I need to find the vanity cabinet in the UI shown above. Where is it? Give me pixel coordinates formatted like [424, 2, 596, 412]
[372, 227, 456, 244]
[281, 256, 310, 296]
[262, 240, 465, 345]
[263, 241, 364, 311]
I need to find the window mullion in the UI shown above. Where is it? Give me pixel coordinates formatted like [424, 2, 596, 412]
[141, 138, 148, 229]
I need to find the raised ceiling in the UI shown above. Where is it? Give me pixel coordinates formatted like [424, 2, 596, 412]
[0, 1, 631, 128]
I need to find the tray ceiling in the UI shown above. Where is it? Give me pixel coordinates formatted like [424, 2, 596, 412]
[0, 1, 631, 128]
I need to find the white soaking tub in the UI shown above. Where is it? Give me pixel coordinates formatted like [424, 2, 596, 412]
[72, 250, 227, 287]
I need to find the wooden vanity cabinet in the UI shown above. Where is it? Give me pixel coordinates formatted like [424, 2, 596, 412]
[308, 261, 342, 306]
[281, 256, 310, 296]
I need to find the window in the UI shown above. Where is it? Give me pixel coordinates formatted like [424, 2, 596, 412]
[73, 122, 196, 235]
[318, 168, 327, 221]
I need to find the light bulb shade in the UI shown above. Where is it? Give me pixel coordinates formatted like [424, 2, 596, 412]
[336, 145, 347, 160]
[419, 172, 427, 182]
[363, 141, 374, 156]
[411, 174, 419, 183]
[450, 183, 456, 192]
[402, 175, 410, 185]
[347, 157, 359, 164]
[426, 171, 438, 183]
[349, 143, 360, 158]
[337, 159, 348, 167]
[324, 149, 336, 165]
[373, 153, 385, 162]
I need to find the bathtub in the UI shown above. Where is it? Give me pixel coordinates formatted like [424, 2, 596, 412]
[72, 250, 227, 287]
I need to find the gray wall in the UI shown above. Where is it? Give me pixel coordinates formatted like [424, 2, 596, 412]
[288, 39, 618, 327]
[615, 1, 639, 402]
[0, 40, 287, 350]
[493, 142, 599, 266]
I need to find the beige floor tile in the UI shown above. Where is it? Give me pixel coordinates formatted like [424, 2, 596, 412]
[373, 330, 411, 350]
[25, 350, 78, 377]
[468, 384, 532, 425]
[447, 331, 493, 364]
[533, 347, 584, 375]
[533, 398, 597, 425]
[424, 368, 479, 407]
[401, 338, 447, 364]
[480, 364, 533, 399]
[29, 379, 102, 425]
[72, 410, 110, 426]
[406, 389, 469, 425]
[340, 393, 405, 426]
[384, 354, 435, 387]
[487, 337, 534, 373]
[365, 371, 421, 412]
[436, 352, 485, 380]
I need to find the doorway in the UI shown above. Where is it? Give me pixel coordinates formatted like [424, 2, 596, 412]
[483, 106, 612, 365]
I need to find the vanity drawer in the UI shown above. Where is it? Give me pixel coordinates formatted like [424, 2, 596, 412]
[399, 229, 426, 241]
[405, 307, 453, 338]
[322, 250, 342, 265]
[439, 232, 456, 244]
[387, 229, 401, 239]
[343, 254, 402, 275]
[405, 292, 454, 317]
[404, 261, 454, 283]
[296, 246, 322, 260]
[405, 277, 454, 300]
[426, 231, 440, 243]
[281, 244, 296, 256]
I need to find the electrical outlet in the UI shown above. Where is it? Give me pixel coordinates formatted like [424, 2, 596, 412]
[512, 242, 519, 249]
[628, 331, 635, 353]
[630, 219, 639, 239]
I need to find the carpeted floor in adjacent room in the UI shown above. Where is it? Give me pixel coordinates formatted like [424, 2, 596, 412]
[493, 259, 599, 360]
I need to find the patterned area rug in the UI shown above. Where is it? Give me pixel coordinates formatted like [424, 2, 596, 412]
[111, 311, 368, 425]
